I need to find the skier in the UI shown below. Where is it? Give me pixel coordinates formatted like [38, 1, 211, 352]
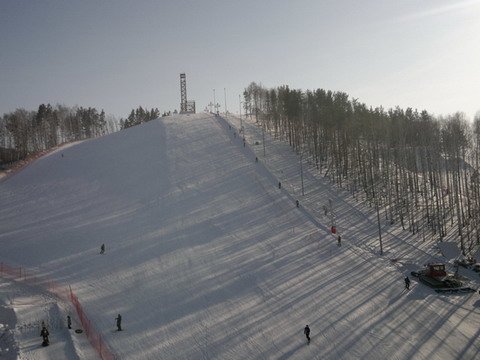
[304, 325, 310, 343]
[67, 315, 71, 329]
[116, 314, 122, 331]
[278, 182, 282, 189]
[296, 200, 299, 208]
[40, 325, 49, 346]
[100, 244, 105, 254]
[404, 276, 410, 290]
[255, 157, 258, 163]
[337, 235, 341, 246]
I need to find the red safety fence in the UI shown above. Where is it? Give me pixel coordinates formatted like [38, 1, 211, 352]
[0, 261, 118, 360]
[70, 291, 116, 360]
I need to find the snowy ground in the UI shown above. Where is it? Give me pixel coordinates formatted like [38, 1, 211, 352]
[0, 277, 98, 359]
[1, 113, 480, 359]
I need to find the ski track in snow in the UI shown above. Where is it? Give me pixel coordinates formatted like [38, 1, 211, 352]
[0, 113, 480, 359]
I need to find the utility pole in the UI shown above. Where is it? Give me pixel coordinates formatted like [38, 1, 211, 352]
[239, 94, 244, 135]
[213, 89, 216, 114]
[262, 122, 266, 157]
[241, 114, 244, 136]
[372, 172, 383, 255]
[329, 198, 335, 230]
[376, 198, 383, 255]
[300, 150, 305, 196]
[224, 88, 227, 114]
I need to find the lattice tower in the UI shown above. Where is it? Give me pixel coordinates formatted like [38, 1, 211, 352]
[180, 73, 187, 113]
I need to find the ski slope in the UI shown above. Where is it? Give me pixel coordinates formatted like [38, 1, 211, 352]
[1, 113, 480, 359]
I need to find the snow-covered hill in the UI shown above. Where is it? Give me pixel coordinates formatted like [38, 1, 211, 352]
[1, 113, 480, 359]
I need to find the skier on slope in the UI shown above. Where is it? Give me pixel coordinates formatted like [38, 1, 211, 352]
[304, 325, 310, 343]
[40, 325, 50, 346]
[404, 276, 410, 290]
[100, 244, 105, 254]
[67, 315, 72, 329]
[116, 314, 122, 331]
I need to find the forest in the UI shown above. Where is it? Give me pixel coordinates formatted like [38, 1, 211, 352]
[242, 82, 480, 256]
[0, 104, 117, 164]
[0, 104, 160, 165]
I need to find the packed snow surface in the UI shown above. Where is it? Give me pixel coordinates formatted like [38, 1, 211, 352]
[1, 113, 480, 359]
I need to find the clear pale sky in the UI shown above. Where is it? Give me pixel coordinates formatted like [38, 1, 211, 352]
[1, 0, 479, 120]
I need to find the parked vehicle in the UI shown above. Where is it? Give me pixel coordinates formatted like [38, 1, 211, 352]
[411, 263, 476, 294]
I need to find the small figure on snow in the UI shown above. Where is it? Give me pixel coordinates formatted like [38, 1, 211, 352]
[404, 276, 410, 290]
[40, 325, 49, 346]
[116, 314, 122, 331]
[100, 244, 105, 254]
[278, 182, 282, 189]
[304, 325, 310, 343]
[67, 315, 72, 329]
[255, 157, 258, 163]
[296, 200, 300, 208]
[337, 235, 341, 246]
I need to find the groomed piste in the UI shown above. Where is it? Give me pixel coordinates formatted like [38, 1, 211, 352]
[1, 113, 480, 359]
